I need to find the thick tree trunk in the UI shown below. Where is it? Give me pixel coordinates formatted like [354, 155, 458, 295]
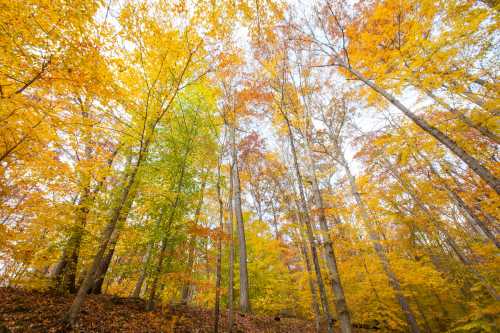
[305, 139, 352, 333]
[342, 63, 499, 194]
[283, 116, 334, 333]
[231, 126, 251, 313]
[91, 228, 120, 294]
[339, 152, 421, 333]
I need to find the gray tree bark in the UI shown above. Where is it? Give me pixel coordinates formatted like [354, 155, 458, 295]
[306, 149, 353, 333]
[292, 208, 322, 333]
[283, 115, 334, 333]
[227, 163, 235, 332]
[231, 125, 251, 313]
[214, 158, 224, 333]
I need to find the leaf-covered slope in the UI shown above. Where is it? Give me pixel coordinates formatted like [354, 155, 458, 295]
[0, 288, 325, 333]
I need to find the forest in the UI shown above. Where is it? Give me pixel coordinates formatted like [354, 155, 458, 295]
[0, 0, 498, 332]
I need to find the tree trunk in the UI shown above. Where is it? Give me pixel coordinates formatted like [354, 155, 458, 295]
[146, 151, 188, 311]
[53, 167, 94, 293]
[65, 147, 144, 325]
[91, 227, 120, 294]
[305, 138, 353, 333]
[270, 199, 281, 241]
[416, 152, 499, 248]
[338, 152, 421, 333]
[91, 172, 139, 294]
[181, 174, 207, 303]
[227, 163, 235, 332]
[383, 159, 499, 301]
[283, 115, 334, 333]
[231, 125, 251, 313]
[131, 242, 152, 298]
[411, 291, 432, 333]
[214, 159, 224, 333]
[146, 239, 168, 311]
[342, 63, 499, 194]
[424, 89, 499, 144]
[292, 208, 322, 333]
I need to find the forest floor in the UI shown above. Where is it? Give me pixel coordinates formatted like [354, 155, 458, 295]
[0, 287, 361, 333]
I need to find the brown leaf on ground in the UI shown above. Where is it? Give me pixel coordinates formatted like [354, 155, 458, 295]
[1, 288, 351, 332]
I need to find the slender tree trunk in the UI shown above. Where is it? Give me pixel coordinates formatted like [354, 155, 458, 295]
[131, 242, 152, 298]
[214, 159, 224, 333]
[283, 115, 334, 333]
[65, 190, 90, 293]
[180, 241, 195, 303]
[411, 291, 432, 333]
[459, 89, 497, 115]
[227, 163, 235, 332]
[53, 154, 98, 293]
[53, 185, 90, 293]
[431, 288, 454, 331]
[341, 63, 499, 194]
[445, 187, 497, 247]
[91, 173, 139, 294]
[53, 106, 116, 293]
[338, 151, 421, 333]
[444, 167, 500, 235]
[65, 149, 143, 325]
[147, 151, 188, 311]
[383, 159, 499, 301]
[60, 144, 122, 287]
[423, 89, 499, 144]
[147, 239, 168, 311]
[362, 258, 382, 304]
[293, 211, 322, 332]
[231, 125, 251, 313]
[270, 199, 281, 240]
[146, 209, 177, 311]
[51, 249, 68, 284]
[415, 152, 499, 248]
[305, 140, 353, 333]
[181, 174, 207, 303]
